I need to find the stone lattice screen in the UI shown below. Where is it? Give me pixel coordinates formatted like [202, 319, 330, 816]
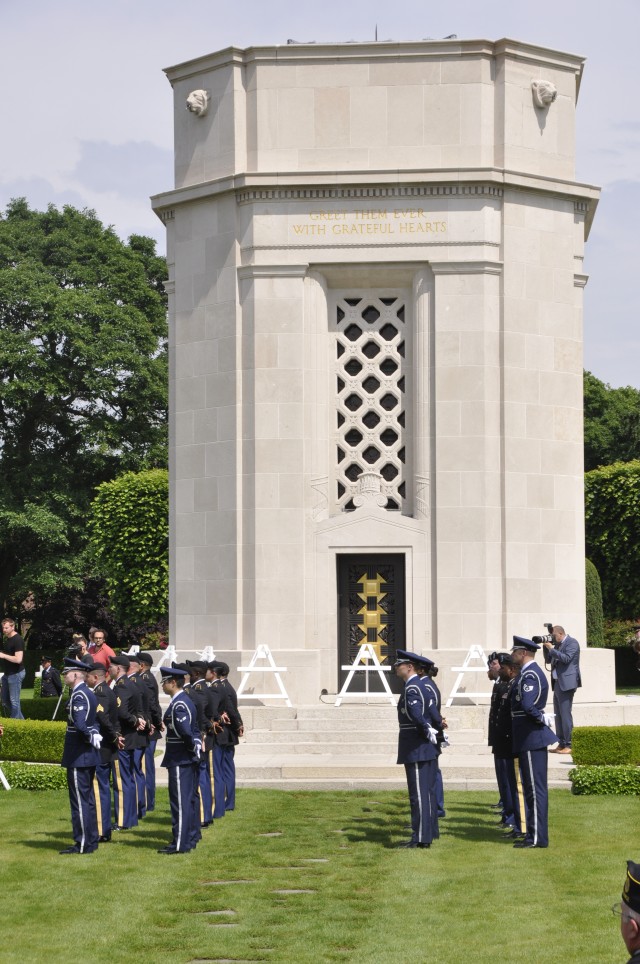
[333, 294, 409, 513]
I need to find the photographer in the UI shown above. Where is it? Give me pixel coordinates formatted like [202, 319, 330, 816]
[542, 624, 581, 755]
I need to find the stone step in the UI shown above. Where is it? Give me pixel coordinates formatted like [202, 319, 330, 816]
[240, 740, 492, 757]
[235, 777, 571, 792]
[235, 754, 573, 784]
[245, 720, 487, 746]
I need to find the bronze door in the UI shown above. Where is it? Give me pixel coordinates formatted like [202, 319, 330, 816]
[337, 554, 405, 693]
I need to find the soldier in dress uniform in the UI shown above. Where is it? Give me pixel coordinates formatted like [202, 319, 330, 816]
[393, 649, 442, 849]
[424, 664, 448, 819]
[40, 655, 62, 697]
[86, 661, 123, 843]
[415, 658, 447, 830]
[209, 660, 244, 817]
[487, 652, 514, 828]
[618, 860, 640, 963]
[59, 657, 102, 854]
[126, 652, 151, 819]
[493, 654, 525, 840]
[138, 652, 163, 812]
[186, 659, 224, 828]
[158, 665, 203, 854]
[108, 653, 146, 830]
[510, 635, 557, 849]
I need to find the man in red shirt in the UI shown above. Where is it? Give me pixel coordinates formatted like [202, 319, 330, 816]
[88, 628, 116, 671]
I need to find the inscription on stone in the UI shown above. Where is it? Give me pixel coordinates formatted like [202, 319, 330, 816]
[289, 208, 447, 241]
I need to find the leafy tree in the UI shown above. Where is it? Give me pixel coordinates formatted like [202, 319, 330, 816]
[585, 558, 604, 646]
[25, 576, 167, 653]
[0, 200, 167, 615]
[584, 460, 640, 619]
[88, 469, 168, 625]
[584, 370, 640, 471]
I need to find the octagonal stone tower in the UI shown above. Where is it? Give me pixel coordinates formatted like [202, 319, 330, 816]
[152, 38, 600, 703]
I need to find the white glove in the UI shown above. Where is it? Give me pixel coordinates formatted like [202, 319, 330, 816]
[542, 713, 554, 728]
[193, 739, 202, 758]
[426, 726, 438, 745]
[440, 733, 450, 749]
[89, 731, 103, 749]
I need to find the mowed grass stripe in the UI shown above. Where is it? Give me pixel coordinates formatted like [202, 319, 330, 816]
[0, 788, 633, 963]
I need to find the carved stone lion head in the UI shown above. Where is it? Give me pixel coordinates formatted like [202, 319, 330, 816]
[531, 80, 558, 109]
[186, 89, 209, 117]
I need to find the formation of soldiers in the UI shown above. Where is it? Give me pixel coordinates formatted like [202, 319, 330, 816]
[394, 635, 556, 850]
[59, 651, 243, 855]
[486, 636, 556, 848]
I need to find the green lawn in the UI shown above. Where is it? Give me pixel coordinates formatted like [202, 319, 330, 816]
[0, 787, 634, 964]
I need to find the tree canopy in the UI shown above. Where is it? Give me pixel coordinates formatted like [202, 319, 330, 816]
[584, 370, 640, 471]
[89, 469, 169, 626]
[0, 199, 167, 615]
[585, 460, 640, 620]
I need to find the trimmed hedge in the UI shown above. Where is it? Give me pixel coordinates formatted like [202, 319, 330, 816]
[0, 761, 67, 791]
[585, 558, 604, 646]
[570, 765, 640, 795]
[0, 698, 64, 721]
[0, 720, 66, 763]
[572, 726, 640, 766]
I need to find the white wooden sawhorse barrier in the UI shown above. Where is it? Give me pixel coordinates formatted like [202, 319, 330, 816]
[151, 645, 217, 674]
[445, 644, 493, 707]
[335, 643, 396, 706]
[236, 645, 292, 707]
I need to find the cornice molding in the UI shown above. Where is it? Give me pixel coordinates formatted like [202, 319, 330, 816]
[431, 260, 503, 276]
[237, 264, 309, 280]
[236, 183, 503, 205]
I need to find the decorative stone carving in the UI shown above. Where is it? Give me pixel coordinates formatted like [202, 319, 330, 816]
[352, 472, 388, 509]
[531, 80, 557, 109]
[186, 89, 210, 116]
[311, 477, 329, 521]
[415, 475, 430, 519]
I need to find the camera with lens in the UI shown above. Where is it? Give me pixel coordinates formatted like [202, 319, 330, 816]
[532, 622, 554, 645]
[67, 642, 83, 658]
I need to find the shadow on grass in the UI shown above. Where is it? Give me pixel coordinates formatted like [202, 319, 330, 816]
[341, 798, 504, 847]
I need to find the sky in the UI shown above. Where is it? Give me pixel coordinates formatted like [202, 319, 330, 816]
[2, 0, 638, 388]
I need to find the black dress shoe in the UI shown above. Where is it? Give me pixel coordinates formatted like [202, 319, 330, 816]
[503, 829, 524, 839]
[157, 846, 178, 854]
[98, 835, 112, 843]
[59, 846, 81, 854]
[394, 840, 430, 849]
[513, 840, 548, 849]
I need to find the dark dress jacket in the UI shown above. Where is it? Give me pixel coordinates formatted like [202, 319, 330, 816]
[93, 680, 120, 763]
[41, 665, 62, 697]
[212, 678, 243, 747]
[492, 678, 516, 759]
[114, 675, 146, 751]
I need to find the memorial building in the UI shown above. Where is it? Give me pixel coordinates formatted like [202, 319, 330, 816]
[152, 38, 604, 704]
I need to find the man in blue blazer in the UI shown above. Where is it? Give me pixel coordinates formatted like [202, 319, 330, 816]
[543, 625, 581, 755]
[510, 636, 557, 849]
[59, 657, 102, 854]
